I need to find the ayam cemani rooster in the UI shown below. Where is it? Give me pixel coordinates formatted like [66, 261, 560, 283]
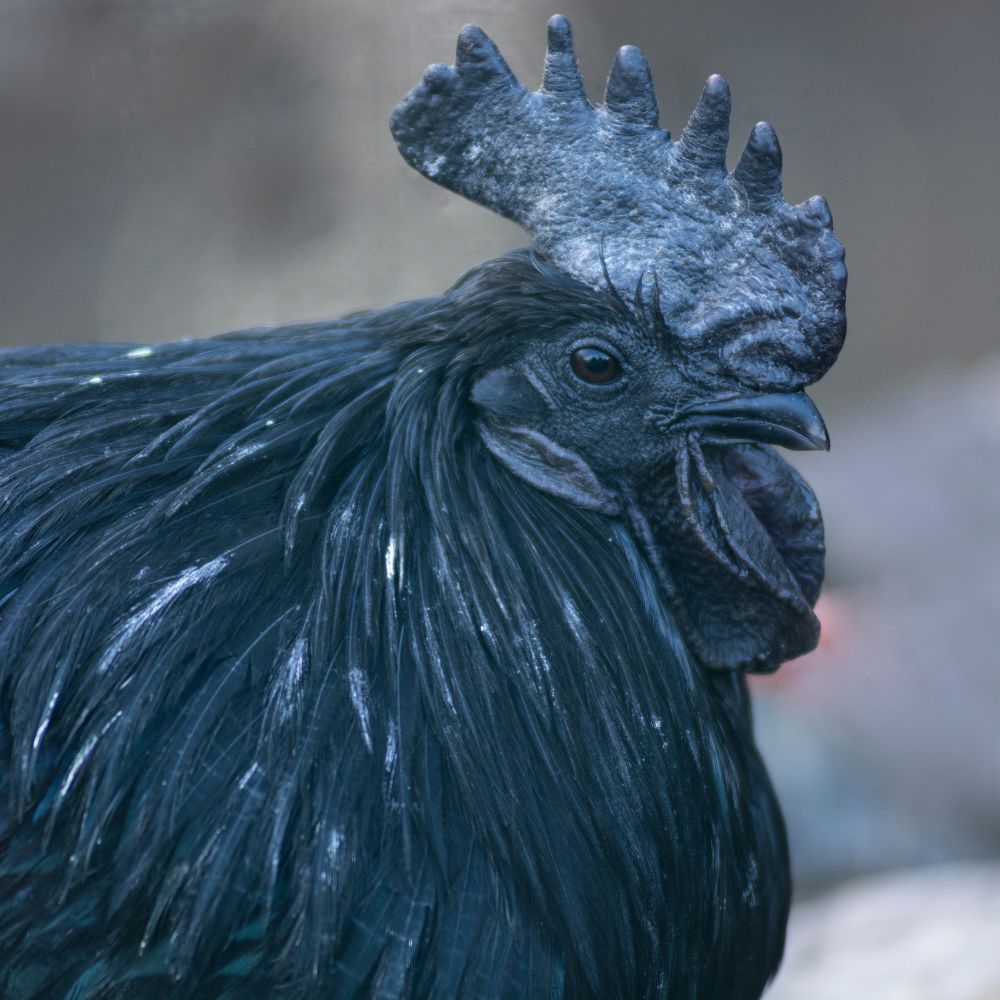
[0, 15, 846, 1000]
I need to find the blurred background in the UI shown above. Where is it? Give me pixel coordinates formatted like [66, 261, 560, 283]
[1, 0, 997, 994]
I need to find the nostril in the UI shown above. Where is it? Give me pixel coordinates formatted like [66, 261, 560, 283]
[644, 405, 677, 432]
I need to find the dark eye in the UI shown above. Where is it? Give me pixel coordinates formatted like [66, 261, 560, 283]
[570, 347, 622, 385]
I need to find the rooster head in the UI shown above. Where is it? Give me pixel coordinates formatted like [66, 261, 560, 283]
[391, 15, 846, 672]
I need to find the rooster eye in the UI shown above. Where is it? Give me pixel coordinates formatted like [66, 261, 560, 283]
[570, 347, 621, 385]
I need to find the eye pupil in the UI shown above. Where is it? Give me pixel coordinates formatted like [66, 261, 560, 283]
[571, 347, 621, 384]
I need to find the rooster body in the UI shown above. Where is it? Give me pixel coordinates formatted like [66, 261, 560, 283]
[0, 15, 845, 1000]
[0, 256, 787, 998]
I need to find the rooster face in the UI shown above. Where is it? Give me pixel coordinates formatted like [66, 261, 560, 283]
[471, 258, 831, 673]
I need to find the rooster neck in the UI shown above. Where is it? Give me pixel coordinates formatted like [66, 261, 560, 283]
[378, 362, 790, 998]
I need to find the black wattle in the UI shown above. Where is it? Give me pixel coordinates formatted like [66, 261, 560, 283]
[630, 441, 823, 673]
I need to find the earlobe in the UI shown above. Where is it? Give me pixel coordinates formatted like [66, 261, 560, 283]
[472, 365, 622, 515]
[477, 421, 622, 516]
[470, 367, 551, 426]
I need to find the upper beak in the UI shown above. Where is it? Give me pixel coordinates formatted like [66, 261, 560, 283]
[666, 391, 830, 451]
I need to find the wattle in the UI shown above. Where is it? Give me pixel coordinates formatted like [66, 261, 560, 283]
[629, 438, 823, 672]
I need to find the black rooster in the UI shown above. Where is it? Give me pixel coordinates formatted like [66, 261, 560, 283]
[0, 16, 845, 1000]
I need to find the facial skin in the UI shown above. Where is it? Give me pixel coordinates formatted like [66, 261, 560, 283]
[515, 315, 826, 477]
[472, 293, 829, 673]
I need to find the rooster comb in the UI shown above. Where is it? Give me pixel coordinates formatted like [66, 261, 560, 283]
[391, 15, 846, 389]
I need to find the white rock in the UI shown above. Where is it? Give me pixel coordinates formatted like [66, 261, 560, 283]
[767, 863, 1000, 1000]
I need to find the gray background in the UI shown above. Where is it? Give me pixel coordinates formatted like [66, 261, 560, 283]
[2, 0, 998, 990]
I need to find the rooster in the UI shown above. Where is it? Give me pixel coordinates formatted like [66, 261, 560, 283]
[0, 16, 845, 1000]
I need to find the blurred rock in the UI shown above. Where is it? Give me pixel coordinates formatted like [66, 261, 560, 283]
[766, 863, 1000, 1000]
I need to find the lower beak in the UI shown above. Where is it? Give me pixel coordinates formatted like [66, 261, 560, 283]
[668, 391, 830, 451]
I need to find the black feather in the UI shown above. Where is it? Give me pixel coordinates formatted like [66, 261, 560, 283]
[0, 250, 788, 999]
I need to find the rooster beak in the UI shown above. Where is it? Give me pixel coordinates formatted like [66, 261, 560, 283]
[665, 391, 830, 451]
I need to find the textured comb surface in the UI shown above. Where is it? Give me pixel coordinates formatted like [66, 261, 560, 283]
[391, 15, 846, 390]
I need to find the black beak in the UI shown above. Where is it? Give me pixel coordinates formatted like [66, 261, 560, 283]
[666, 391, 830, 451]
